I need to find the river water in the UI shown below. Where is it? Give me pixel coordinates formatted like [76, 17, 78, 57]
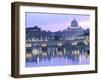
[26, 52, 90, 67]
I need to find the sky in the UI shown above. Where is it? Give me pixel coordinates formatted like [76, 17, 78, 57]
[26, 12, 90, 32]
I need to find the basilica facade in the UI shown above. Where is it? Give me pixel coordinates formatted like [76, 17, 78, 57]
[62, 18, 85, 40]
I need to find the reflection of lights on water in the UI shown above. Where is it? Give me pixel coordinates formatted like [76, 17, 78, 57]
[26, 43, 32, 47]
[72, 41, 77, 45]
[79, 54, 82, 63]
[27, 47, 89, 64]
[26, 50, 90, 67]
[57, 52, 62, 56]
[32, 49, 40, 55]
[64, 48, 66, 54]
[57, 42, 63, 46]
[50, 58, 53, 64]
[26, 53, 32, 59]
[65, 57, 68, 64]
[79, 53, 89, 63]
[42, 52, 47, 56]
[72, 50, 80, 55]
[37, 57, 40, 64]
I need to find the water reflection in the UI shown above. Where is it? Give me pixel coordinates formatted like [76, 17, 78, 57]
[26, 47, 90, 67]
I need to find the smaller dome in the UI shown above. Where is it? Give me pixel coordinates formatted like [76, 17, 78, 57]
[71, 18, 79, 27]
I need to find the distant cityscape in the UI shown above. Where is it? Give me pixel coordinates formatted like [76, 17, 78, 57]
[25, 18, 90, 67]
